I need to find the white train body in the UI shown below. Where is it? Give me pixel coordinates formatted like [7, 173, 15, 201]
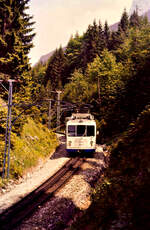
[66, 113, 96, 153]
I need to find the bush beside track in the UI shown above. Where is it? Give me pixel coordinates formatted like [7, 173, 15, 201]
[0, 118, 59, 185]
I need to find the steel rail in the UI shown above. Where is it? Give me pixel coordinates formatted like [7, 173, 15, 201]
[0, 157, 84, 230]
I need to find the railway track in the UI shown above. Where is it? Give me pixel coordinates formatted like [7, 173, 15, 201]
[0, 157, 84, 230]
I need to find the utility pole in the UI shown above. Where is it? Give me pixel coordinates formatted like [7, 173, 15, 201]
[2, 80, 16, 178]
[56, 90, 62, 132]
[48, 99, 52, 130]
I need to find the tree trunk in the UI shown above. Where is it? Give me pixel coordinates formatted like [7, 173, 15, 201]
[97, 77, 101, 105]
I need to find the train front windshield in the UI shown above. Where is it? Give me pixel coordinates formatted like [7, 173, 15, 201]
[68, 125, 95, 137]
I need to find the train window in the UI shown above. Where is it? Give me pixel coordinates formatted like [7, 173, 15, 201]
[68, 125, 76, 136]
[77, 125, 86, 136]
[87, 126, 95, 136]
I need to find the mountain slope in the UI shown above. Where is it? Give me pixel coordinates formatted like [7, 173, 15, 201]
[129, 0, 150, 15]
[39, 47, 66, 65]
[38, 4, 150, 63]
[39, 50, 56, 64]
[110, 9, 150, 31]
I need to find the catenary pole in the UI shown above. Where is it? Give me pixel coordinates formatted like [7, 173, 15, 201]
[48, 99, 52, 130]
[7, 80, 13, 178]
[2, 88, 10, 178]
[2, 80, 16, 178]
[57, 90, 62, 131]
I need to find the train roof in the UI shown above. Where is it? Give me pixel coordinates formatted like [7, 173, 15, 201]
[66, 113, 96, 125]
[67, 119, 96, 125]
[66, 113, 94, 121]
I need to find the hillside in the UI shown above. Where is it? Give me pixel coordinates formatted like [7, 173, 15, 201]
[110, 9, 150, 31]
[129, 0, 150, 15]
[39, 50, 56, 64]
[39, 47, 66, 64]
[39, 10, 150, 63]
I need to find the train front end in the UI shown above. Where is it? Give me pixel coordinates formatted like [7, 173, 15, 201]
[66, 113, 96, 154]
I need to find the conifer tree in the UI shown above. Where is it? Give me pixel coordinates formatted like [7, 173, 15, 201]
[129, 10, 140, 28]
[118, 9, 129, 35]
[80, 20, 100, 70]
[104, 21, 111, 49]
[109, 30, 124, 50]
[65, 33, 82, 75]
[109, 9, 129, 51]
[0, 0, 35, 79]
[44, 47, 67, 90]
[97, 20, 106, 52]
[31, 62, 47, 100]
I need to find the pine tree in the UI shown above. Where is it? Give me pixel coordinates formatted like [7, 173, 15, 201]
[31, 62, 47, 100]
[0, 0, 35, 79]
[109, 30, 125, 50]
[129, 10, 140, 28]
[44, 47, 67, 90]
[65, 32, 82, 76]
[80, 20, 100, 70]
[109, 9, 129, 51]
[118, 9, 129, 35]
[97, 20, 106, 53]
[104, 21, 111, 49]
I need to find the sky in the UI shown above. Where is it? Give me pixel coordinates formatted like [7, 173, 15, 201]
[28, 0, 133, 65]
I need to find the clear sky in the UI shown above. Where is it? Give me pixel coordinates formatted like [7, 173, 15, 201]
[28, 0, 133, 65]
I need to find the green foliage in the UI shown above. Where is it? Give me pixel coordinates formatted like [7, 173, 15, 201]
[44, 47, 67, 90]
[110, 105, 150, 171]
[0, 98, 7, 169]
[62, 18, 150, 143]
[129, 9, 140, 28]
[0, 135, 5, 170]
[0, 0, 35, 78]
[63, 49, 125, 109]
[63, 69, 90, 104]
[0, 117, 58, 180]
[80, 20, 105, 70]
[5, 118, 58, 179]
[100, 22, 150, 140]
[104, 21, 111, 49]
[0, 0, 36, 135]
[0, 177, 9, 188]
[65, 33, 83, 75]
[0, 97, 7, 132]
[86, 50, 125, 103]
[118, 8, 129, 34]
[31, 62, 47, 100]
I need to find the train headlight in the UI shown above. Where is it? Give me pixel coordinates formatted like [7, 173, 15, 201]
[68, 141, 72, 146]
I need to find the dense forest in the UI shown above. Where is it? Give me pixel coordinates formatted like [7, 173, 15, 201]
[0, 1, 150, 229]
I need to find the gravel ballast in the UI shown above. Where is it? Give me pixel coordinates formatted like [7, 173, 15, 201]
[0, 142, 108, 229]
